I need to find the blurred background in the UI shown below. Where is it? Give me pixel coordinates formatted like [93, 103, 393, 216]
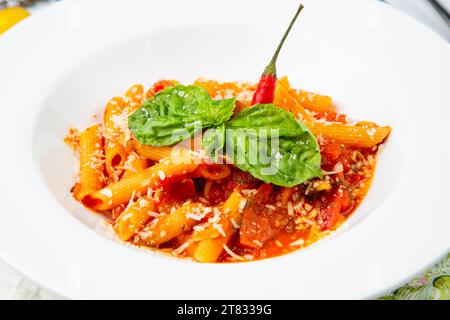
[3, 0, 449, 41]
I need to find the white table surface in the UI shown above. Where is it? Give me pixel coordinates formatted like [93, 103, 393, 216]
[0, 0, 449, 300]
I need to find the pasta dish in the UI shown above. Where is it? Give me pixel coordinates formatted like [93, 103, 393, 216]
[64, 5, 390, 263]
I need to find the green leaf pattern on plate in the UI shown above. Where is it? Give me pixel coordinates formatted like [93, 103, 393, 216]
[379, 253, 450, 300]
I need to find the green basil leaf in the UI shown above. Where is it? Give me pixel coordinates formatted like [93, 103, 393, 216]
[128, 85, 235, 146]
[203, 123, 225, 163]
[227, 104, 306, 137]
[226, 104, 321, 187]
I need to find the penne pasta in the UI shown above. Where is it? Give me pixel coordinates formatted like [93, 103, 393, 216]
[193, 191, 245, 263]
[124, 84, 145, 114]
[122, 152, 149, 179]
[133, 140, 173, 161]
[76, 125, 105, 200]
[278, 76, 334, 113]
[274, 78, 313, 121]
[274, 77, 390, 148]
[83, 152, 200, 211]
[307, 121, 391, 148]
[140, 202, 205, 246]
[114, 196, 157, 241]
[289, 88, 334, 113]
[193, 78, 240, 97]
[104, 97, 127, 178]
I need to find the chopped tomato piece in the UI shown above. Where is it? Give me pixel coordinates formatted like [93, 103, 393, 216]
[206, 183, 227, 205]
[240, 209, 274, 248]
[337, 186, 351, 212]
[320, 139, 341, 162]
[239, 184, 292, 248]
[317, 187, 342, 230]
[225, 169, 261, 191]
[159, 175, 195, 203]
[145, 80, 174, 99]
[254, 183, 273, 203]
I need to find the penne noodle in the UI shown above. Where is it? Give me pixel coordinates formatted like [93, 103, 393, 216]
[133, 138, 203, 162]
[83, 152, 201, 211]
[289, 88, 334, 113]
[104, 97, 127, 178]
[193, 191, 245, 263]
[193, 78, 239, 97]
[76, 125, 105, 200]
[133, 140, 174, 161]
[124, 84, 144, 114]
[274, 77, 390, 148]
[307, 121, 391, 148]
[191, 238, 229, 263]
[115, 196, 157, 241]
[122, 152, 149, 179]
[274, 79, 313, 121]
[141, 202, 205, 246]
[277, 76, 334, 113]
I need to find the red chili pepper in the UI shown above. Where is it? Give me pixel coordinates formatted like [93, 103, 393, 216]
[251, 4, 304, 105]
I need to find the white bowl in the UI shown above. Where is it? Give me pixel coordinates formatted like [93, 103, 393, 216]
[0, 0, 449, 299]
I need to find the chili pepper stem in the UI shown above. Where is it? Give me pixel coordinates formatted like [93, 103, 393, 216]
[251, 3, 304, 106]
[263, 3, 304, 76]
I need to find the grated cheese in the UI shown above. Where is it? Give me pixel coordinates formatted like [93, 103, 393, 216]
[223, 244, 246, 261]
[100, 188, 113, 198]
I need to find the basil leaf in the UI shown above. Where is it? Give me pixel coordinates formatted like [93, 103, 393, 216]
[226, 104, 321, 187]
[203, 123, 225, 162]
[128, 85, 235, 146]
[227, 105, 306, 137]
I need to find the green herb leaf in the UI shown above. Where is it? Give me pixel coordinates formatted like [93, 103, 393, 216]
[203, 123, 226, 163]
[226, 104, 321, 187]
[128, 85, 235, 146]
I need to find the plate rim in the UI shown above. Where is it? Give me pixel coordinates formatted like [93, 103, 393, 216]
[0, 0, 449, 299]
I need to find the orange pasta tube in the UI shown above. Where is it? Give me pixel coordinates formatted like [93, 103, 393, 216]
[122, 152, 149, 179]
[104, 97, 127, 178]
[133, 140, 173, 161]
[274, 79, 312, 121]
[76, 125, 105, 200]
[278, 76, 333, 113]
[289, 88, 333, 113]
[193, 191, 245, 263]
[124, 84, 144, 114]
[307, 121, 391, 148]
[141, 202, 205, 246]
[274, 78, 390, 148]
[84, 152, 200, 210]
[114, 196, 157, 241]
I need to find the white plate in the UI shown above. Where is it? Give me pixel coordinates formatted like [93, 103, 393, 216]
[0, 0, 449, 299]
